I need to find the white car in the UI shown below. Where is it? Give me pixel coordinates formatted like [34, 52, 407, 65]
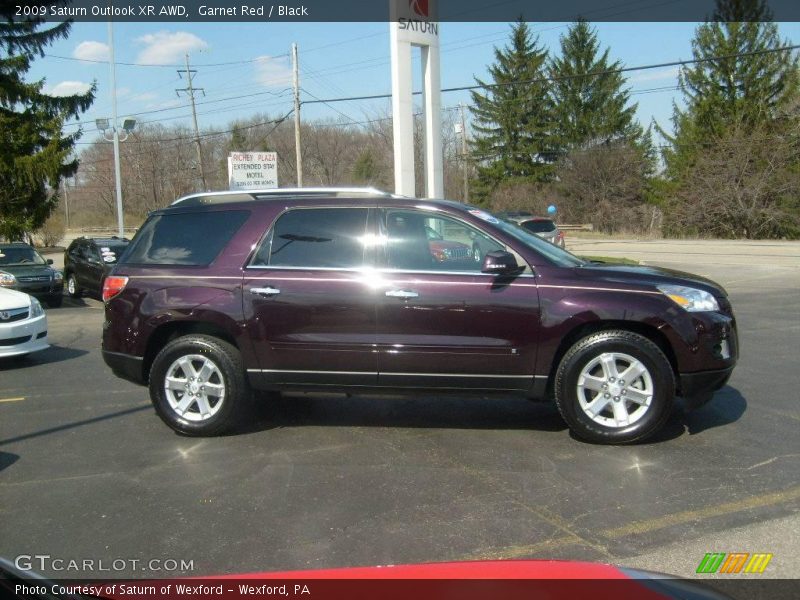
[0, 288, 49, 358]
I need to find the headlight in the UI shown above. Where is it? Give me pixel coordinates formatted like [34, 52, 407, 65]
[0, 271, 16, 287]
[657, 284, 720, 312]
[52, 270, 63, 281]
[30, 297, 44, 318]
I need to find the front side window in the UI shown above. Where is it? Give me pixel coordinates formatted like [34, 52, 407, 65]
[122, 210, 249, 266]
[251, 208, 370, 269]
[384, 210, 505, 272]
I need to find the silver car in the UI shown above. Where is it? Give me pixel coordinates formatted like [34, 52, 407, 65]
[0, 288, 49, 358]
[508, 216, 565, 248]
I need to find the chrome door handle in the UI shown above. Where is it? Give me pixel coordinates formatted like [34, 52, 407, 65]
[385, 289, 419, 299]
[250, 286, 281, 297]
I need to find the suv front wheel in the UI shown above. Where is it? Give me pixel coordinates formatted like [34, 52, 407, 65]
[149, 334, 250, 436]
[554, 330, 675, 444]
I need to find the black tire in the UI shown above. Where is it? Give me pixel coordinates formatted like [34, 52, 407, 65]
[46, 294, 63, 308]
[554, 330, 675, 444]
[66, 273, 81, 298]
[148, 334, 251, 436]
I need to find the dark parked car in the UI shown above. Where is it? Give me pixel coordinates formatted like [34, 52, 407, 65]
[0, 242, 63, 307]
[508, 216, 565, 248]
[497, 210, 533, 219]
[64, 236, 130, 299]
[102, 188, 738, 444]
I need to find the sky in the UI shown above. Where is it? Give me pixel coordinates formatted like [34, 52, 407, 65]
[28, 20, 800, 149]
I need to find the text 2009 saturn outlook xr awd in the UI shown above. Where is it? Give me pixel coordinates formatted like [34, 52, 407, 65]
[102, 188, 737, 444]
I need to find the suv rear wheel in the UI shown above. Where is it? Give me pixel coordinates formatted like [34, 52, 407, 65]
[148, 334, 250, 436]
[554, 330, 674, 444]
[66, 273, 81, 298]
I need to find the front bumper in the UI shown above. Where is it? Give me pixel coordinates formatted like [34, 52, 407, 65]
[11, 280, 63, 299]
[0, 314, 48, 357]
[679, 366, 734, 398]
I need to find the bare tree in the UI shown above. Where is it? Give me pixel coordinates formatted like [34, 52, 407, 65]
[556, 141, 656, 234]
[666, 119, 800, 238]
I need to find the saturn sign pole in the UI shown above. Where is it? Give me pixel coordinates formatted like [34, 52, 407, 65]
[390, 0, 443, 198]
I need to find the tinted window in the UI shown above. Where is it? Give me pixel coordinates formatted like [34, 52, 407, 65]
[123, 211, 249, 266]
[86, 245, 101, 261]
[252, 208, 369, 269]
[521, 220, 556, 233]
[385, 210, 504, 272]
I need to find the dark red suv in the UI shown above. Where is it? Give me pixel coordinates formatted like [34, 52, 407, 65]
[102, 188, 738, 443]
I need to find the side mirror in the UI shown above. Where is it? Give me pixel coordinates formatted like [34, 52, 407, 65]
[482, 250, 521, 275]
[46, 259, 53, 265]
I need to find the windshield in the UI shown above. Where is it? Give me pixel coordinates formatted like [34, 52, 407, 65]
[491, 218, 585, 268]
[0, 246, 47, 266]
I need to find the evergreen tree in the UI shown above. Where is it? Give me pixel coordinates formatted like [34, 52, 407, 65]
[469, 20, 556, 203]
[664, 0, 799, 173]
[228, 123, 247, 152]
[352, 149, 378, 184]
[0, 3, 94, 239]
[549, 20, 640, 150]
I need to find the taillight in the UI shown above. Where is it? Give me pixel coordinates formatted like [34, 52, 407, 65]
[103, 276, 129, 302]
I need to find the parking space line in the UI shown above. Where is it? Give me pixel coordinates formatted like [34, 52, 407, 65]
[464, 485, 800, 561]
[602, 485, 800, 539]
[0, 397, 25, 403]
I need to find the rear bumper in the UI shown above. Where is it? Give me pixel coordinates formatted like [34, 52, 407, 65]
[679, 366, 734, 398]
[102, 350, 145, 385]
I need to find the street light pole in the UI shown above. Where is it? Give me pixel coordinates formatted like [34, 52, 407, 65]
[108, 19, 124, 239]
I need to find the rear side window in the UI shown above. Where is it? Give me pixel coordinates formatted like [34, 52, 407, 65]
[122, 211, 249, 266]
[251, 208, 369, 269]
[96, 243, 128, 264]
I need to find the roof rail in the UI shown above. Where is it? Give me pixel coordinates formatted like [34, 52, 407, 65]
[171, 187, 397, 206]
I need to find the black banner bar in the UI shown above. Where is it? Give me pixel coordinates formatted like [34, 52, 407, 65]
[6, 0, 800, 23]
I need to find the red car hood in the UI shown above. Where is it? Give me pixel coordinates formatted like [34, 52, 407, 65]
[216, 559, 627, 579]
[428, 240, 469, 252]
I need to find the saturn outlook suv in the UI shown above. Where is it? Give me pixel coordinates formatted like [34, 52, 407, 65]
[102, 188, 738, 444]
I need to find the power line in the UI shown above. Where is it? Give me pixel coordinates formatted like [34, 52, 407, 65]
[63, 87, 294, 129]
[75, 110, 295, 166]
[299, 44, 800, 105]
[44, 53, 288, 68]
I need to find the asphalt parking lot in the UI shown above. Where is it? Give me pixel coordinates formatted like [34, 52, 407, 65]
[1, 240, 798, 581]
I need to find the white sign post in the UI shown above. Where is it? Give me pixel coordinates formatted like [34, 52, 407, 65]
[227, 151, 278, 190]
[390, 0, 443, 199]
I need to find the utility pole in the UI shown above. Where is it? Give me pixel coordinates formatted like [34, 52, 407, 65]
[292, 42, 303, 187]
[177, 54, 207, 190]
[108, 20, 124, 238]
[63, 178, 70, 229]
[459, 102, 469, 203]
